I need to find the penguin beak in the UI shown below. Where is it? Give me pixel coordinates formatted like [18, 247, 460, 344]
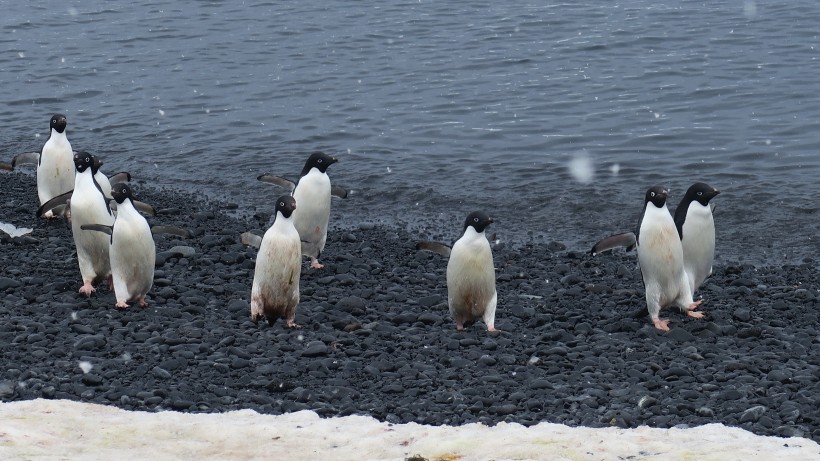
[713, 188, 720, 195]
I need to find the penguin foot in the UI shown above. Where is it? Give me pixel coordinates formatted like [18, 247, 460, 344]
[286, 320, 301, 329]
[138, 298, 148, 307]
[686, 300, 704, 318]
[79, 283, 96, 297]
[310, 258, 324, 269]
[652, 318, 671, 331]
[115, 301, 129, 309]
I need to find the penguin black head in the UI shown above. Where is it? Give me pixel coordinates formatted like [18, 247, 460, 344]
[683, 182, 720, 206]
[73, 151, 97, 174]
[463, 211, 494, 233]
[50, 114, 67, 134]
[275, 195, 297, 219]
[644, 185, 669, 208]
[300, 151, 338, 176]
[110, 183, 133, 204]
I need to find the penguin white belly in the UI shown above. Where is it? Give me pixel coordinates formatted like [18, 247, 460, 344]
[71, 183, 114, 285]
[637, 208, 692, 314]
[292, 172, 331, 258]
[251, 222, 302, 324]
[447, 236, 496, 329]
[95, 171, 113, 199]
[36, 137, 74, 205]
[681, 203, 715, 294]
[110, 206, 155, 304]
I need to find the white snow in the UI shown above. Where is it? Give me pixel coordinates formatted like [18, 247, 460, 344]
[568, 152, 594, 185]
[0, 399, 817, 461]
[0, 221, 33, 238]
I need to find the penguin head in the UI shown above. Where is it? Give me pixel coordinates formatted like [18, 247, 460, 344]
[463, 211, 494, 233]
[684, 182, 720, 206]
[644, 185, 669, 208]
[50, 114, 67, 133]
[301, 151, 338, 176]
[110, 183, 133, 204]
[275, 195, 297, 219]
[73, 151, 97, 174]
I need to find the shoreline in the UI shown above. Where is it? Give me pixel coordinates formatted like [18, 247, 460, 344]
[1, 170, 818, 450]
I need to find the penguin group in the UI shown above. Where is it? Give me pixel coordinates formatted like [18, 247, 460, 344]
[4, 113, 723, 333]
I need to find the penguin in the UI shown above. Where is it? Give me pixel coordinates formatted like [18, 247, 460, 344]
[250, 195, 302, 327]
[81, 183, 156, 308]
[674, 182, 720, 296]
[420, 211, 497, 332]
[257, 152, 344, 269]
[636, 186, 703, 331]
[68, 152, 115, 296]
[12, 114, 75, 218]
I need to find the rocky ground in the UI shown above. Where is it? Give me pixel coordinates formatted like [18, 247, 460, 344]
[0, 171, 818, 443]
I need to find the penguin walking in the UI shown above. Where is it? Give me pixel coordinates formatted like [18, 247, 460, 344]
[250, 195, 302, 327]
[81, 183, 155, 308]
[68, 152, 115, 296]
[636, 186, 703, 331]
[12, 114, 74, 218]
[258, 152, 346, 269]
[674, 182, 720, 296]
[417, 212, 498, 331]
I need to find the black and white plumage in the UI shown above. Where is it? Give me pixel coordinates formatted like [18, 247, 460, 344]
[69, 152, 115, 296]
[446, 211, 498, 332]
[250, 195, 302, 327]
[82, 183, 156, 308]
[14, 114, 75, 218]
[636, 186, 703, 331]
[257, 152, 344, 269]
[674, 182, 720, 296]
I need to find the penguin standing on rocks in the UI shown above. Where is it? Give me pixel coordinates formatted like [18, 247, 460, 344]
[258, 152, 346, 269]
[250, 195, 302, 327]
[81, 183, 156, 308]
[674, 182, 720, 296]
[65, 152, 115, 296]
[417, 211, 498, 331]
[636, 186, 703, 331]
[12, 114, 74, 218]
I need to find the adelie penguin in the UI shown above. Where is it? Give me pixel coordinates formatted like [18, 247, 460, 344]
[12, 114, 75, 218]
[64, 152, 115, 296]
[81, 183, 156, 308]
[591, 182, 720, 298]
[635, 186, 703, 331]
[417, 211, 498, 332]
[674, 182, 720, 297]
[250, 195, 302, 327]
[257, 152, 347, 269]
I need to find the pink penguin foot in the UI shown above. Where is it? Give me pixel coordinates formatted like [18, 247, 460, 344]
[652, 318, 671, 332]
[138, 297, 148, 307]
[286, 319, 301, 329]
[686, 300, 704, 318]
[79, 283, 95, 297]
[115, 301, 129, 310]
[310, 258, 324, 269]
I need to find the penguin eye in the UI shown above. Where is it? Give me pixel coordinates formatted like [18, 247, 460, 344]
[650, 192, 656, 197]
[473, 217, 479, 222]
[279, 201, 284, 207]
[317, 159, 323, 163]
[697, 191, 703, 196]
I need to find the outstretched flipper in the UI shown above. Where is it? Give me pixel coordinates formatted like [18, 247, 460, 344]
[331, 185, 349, 199]
[80, 223, 114, 235]
[108, 171, 132, 184]
[133, 200, 157, 216]
[240, 231, 263, 249]
[0, 162, 13, 171]
[257, 174, 296, 191]
[11, 152, 40, 168]
[37, 190, 73, 218]
[416, 240, 452, 257]
[151, 225, 192, 238]
[590, 232, 637, 256]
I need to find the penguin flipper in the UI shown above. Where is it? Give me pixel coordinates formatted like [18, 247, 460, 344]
[133, 200, 157, 216]
[37, 190, 73, 217]
[590, 232, 637, 256]
[80, 224, 114, 235]
[11, 152, 39, 168]
[416, 240, 452, 257]
[257, 174, 296, 192]
[240, 231, 263, 249]
[331, 185, 349, 199]
[151, 225, 192, 239]
[0, 162, 13, 171]
[108, 171, 132, 183]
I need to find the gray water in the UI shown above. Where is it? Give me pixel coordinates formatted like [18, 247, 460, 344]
[2, 1, 818, 264]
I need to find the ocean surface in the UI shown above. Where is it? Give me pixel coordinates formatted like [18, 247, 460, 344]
[1, 1, 818, 265]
